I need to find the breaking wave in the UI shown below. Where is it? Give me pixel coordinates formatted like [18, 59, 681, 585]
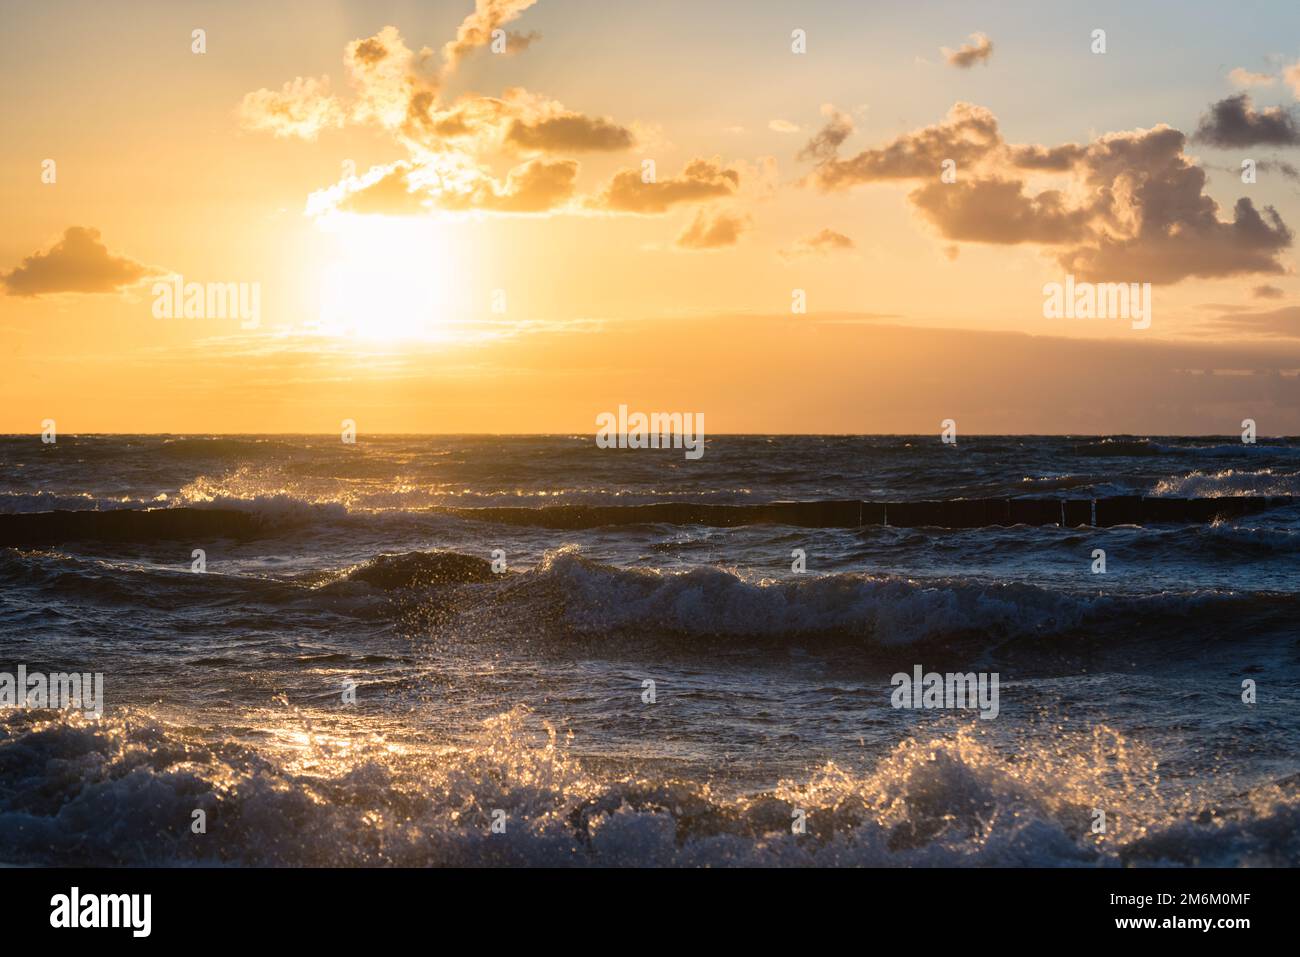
[1, 707, 1293, 867]
[4, 544, 1293, 649]
[380, 547, 1295, 650]
[1150, 469, 1300, 498]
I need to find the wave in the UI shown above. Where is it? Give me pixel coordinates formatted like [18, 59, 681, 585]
[3, 542, 1293, 647]
[1016, 474, 1107, 492]
[1, 707, 1293, 867]
[1069, 438, 1300, 460]
[1126, 519, 1300, 559]
[1151, 468, 1300, 498]
[0, 548, 354, 617]
[0, 491, 152, 513]
[510, 549, 1088, 645]
[392, 547, 1296, 649]
[155, 436, 303, 461]
[1154, 442, 1300, 458]
[341, 551, 497, 589]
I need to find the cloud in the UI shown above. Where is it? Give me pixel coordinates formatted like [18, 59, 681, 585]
[1062, 127, 1293, 282]
[313, 154, 578, 215]
[942, 32, 993, 69]
[1193, 93, 1300, 147]
[337, 163, 429, 216]
[675, 209, 749, 249]
[442, 0, 540, 69]
[1058, 194, 1291, 284]
[800, 102, 1293, 283]
[1211, 158, 1300, 182]
[797, 104, 854, 163]
[505, 111, 635, 152]
[803, 102, 1004, 185]
[781, 228, 855, 258]
[909, 177, 1090, 245]
[1, 227, 161, 297]
[1229, 67, 1276, 88]
[1286, 61, 1300, 98]
[436, 157, 578, 212]
[589, 158, 740, 213]
[498, 30, 541, 54]
[1253, 284, 1285, 299]
[238, 75, 344, 140]
[1255, 158, 1300, 182]
[243, 12, 647, 222]
[344, 25, 439, 132]
[1005, 142, 1088, 171]
[403, 88, 631, 156]
[768, 119, 800, 134]
[1201, 304, 1300, 338]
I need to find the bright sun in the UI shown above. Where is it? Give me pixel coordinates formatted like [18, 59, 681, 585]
[315, 215, 454, 342]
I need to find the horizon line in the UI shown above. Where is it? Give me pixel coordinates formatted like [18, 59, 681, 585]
[3, 432, 1296, 440]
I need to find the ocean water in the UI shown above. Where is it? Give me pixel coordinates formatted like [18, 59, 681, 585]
[1, 434, 1298, 867]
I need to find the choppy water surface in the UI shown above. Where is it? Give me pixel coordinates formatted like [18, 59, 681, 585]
[1, 435, 1297, 866]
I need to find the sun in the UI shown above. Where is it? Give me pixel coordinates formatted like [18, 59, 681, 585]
[314, 214, 455, 342]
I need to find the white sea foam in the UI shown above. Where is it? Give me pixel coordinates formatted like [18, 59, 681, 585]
[1151, 468, 1300, 498]
[1, 707, 1293, 867]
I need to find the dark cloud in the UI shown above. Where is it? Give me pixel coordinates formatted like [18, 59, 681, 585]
[1066, 126, 1293, 282]
[1253, 284, 1285, 299]
[1256, 159, 1300, 182]
[2, 227, 160, 297]
[909, 177, 1090, 245]
[1211, 159, 1300, 182]
[800, 102, 1294, 283]
[1193, 94, 1300, 148]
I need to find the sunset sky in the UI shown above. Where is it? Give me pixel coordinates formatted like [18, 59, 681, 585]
[3, 0, 1300, 433]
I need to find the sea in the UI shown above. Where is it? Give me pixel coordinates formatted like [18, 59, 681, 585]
[0, 434, 1297, 866]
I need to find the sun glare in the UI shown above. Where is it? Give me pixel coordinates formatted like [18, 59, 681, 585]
[315, 215, 455, 342]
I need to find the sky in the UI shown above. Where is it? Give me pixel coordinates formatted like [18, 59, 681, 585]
[3, 0, 1300, 433]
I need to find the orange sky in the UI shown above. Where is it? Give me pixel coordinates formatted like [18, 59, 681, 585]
[3, 0, 1299, 433]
